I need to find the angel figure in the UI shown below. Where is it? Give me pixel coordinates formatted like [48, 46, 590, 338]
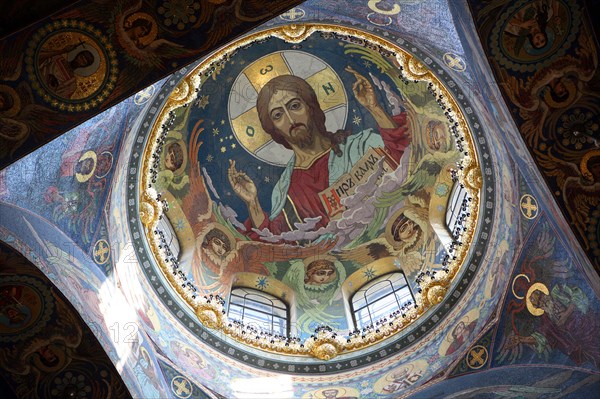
[182, 121, 336, 296]
[340, 203, 435, 279]
[58, 0, 194, 90]
[360, 117, 460, 249]
[199, 0, 278, 50]
[282, 255, 347, 333]
[114, 0, 195, 69]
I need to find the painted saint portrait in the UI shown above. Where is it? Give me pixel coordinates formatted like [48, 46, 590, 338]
[501, 0, 570, 62]
[36, 32, 106, 101]
[501, 281, 600, 368]
[439, 309, 480, 357]
[373, 359, 428, 394]
[302, 386, 360, 399]
[0, 283, 43, 334]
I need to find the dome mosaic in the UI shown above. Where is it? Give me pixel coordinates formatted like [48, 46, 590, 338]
[127, 23, 494, 368]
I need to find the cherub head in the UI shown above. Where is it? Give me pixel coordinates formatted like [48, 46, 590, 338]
[391, 213, 421, 246]
[201, 228, 232, 259]
[164, 142, 184, 171]
[304, 259, 337, 285]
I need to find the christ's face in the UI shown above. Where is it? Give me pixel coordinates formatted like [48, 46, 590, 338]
[268, 89, 313, 148]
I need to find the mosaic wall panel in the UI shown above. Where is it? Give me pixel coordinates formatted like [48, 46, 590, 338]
[0, 242, 132, 399]
[467, 0, 600, 273]
[0, 205, 173, 398]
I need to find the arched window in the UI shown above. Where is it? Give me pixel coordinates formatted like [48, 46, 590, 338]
[228, 287, 289, 336]
[445, 182, 469, 239]
[351, 272, 414, 329]
[157, 216, 180, 261]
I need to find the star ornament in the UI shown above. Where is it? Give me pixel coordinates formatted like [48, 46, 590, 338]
[256, 276, 269, 290]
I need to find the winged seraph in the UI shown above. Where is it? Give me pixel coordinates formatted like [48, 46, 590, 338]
[113, 0, 195, 69]
[338, 238, 426, 278]
[375, 148, 461, 209]
[181, 119, 215, 236]
[191, 223, 337, 295]
[336, 239, 394, 266]
[282, 257, 347, 331]
[222, 238, 338, 281]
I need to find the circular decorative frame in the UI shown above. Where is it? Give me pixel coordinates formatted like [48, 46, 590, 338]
[25, 19, 118, 112]
[489, 0, 581, 73]
[127, 23, 496, 372]
[0, 275, 55, 343]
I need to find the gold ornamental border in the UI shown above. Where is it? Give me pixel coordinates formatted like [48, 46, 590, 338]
[138, 24, 481, 360]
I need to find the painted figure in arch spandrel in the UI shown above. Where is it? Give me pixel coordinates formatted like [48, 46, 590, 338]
[503, 0, 562, 57]
[282, 255, 347, 332]
[179, 123, 336, 296]
[503, 282, 600, 368]
[227, 67, 411, 239]
[497, 226, 600, 368]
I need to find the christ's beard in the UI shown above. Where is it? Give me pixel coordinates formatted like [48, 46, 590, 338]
[287, 123, 314, 148]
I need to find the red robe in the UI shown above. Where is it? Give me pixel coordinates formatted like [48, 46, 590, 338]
[244, 113, 411, 240]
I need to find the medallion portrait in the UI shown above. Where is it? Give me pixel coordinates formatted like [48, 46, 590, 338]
[302, 386, 360, 399]
[36, 32, 105, 101]
[373, 359, 428, 395]
[0, 276, 53, 341]
[26, 20, 117, 110]
[438, 308, 481, 357]
[491, 0, 580, 71]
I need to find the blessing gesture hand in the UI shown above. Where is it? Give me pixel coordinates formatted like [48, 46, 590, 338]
[346, 65, 381, 111]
